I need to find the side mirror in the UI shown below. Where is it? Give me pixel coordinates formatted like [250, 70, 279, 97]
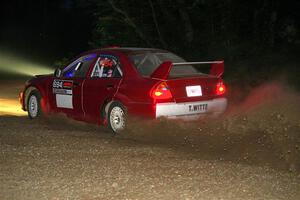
[54, 68, 62, 78]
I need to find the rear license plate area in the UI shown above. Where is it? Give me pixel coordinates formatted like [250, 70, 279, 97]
[186, 85, 202, 97]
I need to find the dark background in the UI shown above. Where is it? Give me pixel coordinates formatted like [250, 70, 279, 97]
[0, 0, 93, 63]
[0, 0, 299, 88]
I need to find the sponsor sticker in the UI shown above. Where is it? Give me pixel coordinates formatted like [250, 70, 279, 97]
[188, 104, 208, 112]
[53, 88, 72, 95]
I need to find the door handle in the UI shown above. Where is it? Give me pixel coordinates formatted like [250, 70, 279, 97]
[73, 82, 81, 87]
[106, 84, 114, 89]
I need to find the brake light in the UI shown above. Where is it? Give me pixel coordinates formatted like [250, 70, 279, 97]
[216, 81, 226, 95]
[151, 82, 173, 100]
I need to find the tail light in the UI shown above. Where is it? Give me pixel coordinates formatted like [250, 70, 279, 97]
[216, 81, 226, 95]
[151, 82, 173, 100]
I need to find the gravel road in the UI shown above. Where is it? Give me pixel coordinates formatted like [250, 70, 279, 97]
[0, 115, 299, 200]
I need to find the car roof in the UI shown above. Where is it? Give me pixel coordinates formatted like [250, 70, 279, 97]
[82, 47, 169, 56]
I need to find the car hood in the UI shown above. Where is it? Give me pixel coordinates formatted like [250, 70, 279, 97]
[35, 74, 53, 78]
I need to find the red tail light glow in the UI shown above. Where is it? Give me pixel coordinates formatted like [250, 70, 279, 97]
[151, 82, 173, 100]
[216, 81, 226, 95]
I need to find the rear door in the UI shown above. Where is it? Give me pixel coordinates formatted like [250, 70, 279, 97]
[83, 54, 123, 122]
[51, 54, 97, 118]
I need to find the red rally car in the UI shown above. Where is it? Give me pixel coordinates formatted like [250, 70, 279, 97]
[20, 47, 227, 133]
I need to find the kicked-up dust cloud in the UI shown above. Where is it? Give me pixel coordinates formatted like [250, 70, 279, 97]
[122, 82, 300, 172]
[0, 50, 53, 77]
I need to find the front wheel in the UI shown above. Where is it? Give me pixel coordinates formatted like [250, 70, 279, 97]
[108, 102, 126, 133]
[27, 91, 42, 119]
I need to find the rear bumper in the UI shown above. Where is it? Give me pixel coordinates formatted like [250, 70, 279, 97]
[155, 97, 227, 119]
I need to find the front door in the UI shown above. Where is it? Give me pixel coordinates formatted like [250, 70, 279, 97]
[51, 54, 97, 118]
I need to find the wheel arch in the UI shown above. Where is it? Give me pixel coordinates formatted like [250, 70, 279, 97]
[100, 97, 128, 124]
[24, 85, 48, 112]
[24, 86, 39, 111]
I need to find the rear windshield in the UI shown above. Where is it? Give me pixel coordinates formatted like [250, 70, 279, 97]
[129, 52, 204, 77]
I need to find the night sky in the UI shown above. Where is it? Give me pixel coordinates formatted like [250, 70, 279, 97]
[0, 0, 93, 65]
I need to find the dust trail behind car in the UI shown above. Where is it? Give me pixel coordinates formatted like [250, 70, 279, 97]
[123, 81, 300, 172]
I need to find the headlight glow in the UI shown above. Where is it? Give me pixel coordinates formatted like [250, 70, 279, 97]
[0, 51, 53, 76]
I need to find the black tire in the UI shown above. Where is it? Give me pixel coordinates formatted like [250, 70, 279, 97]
[27, 90, 42, 119]
[107, 102, 126, 133]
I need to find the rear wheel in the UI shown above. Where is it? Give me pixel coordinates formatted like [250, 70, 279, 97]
[108, 102, 126, 133]
[27, 91, 42, 119]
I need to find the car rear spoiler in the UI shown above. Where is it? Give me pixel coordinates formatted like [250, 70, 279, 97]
[150, 60, 224, 80]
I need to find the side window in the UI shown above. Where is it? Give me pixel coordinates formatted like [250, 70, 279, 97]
[62, 61, 80, 78]
[91, 55, 122, 78]
[62, 54, 97, 78]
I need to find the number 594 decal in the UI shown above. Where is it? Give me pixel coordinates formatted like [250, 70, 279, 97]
[53, 79, 73, 109]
